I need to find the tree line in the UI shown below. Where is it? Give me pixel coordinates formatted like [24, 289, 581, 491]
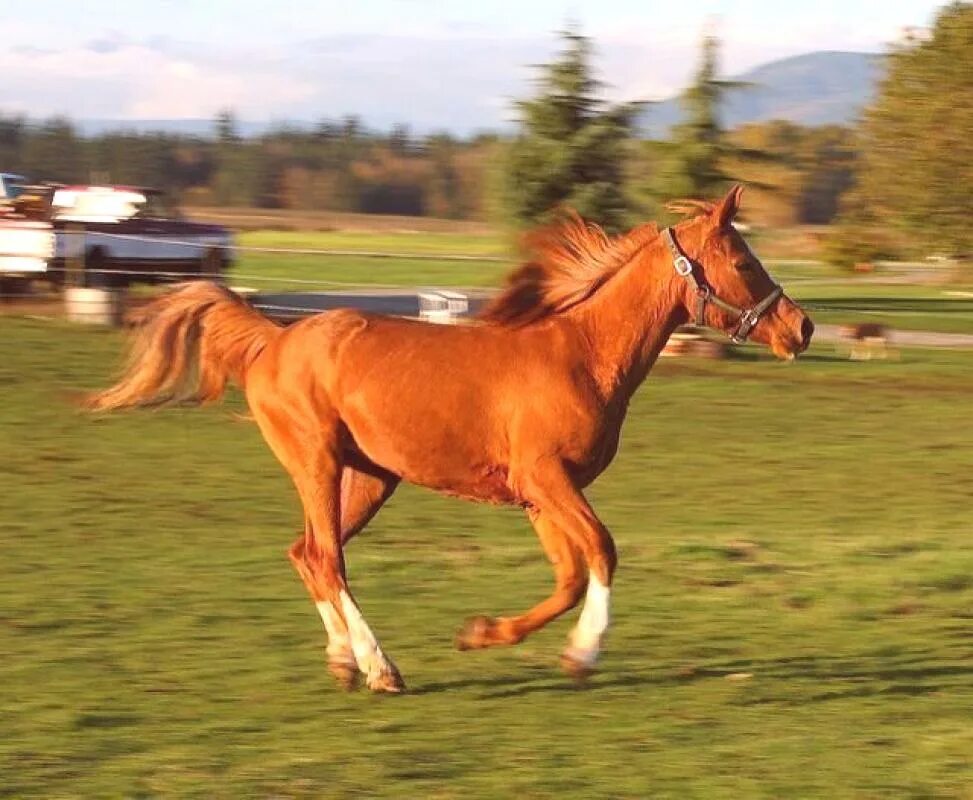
[0, 106, 853, 229]
[0, 113, 497, 219]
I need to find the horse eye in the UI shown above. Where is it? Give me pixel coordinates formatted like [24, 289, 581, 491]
[737, 261, 756, 273]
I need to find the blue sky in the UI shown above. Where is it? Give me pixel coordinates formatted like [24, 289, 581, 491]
[0, 1, 946, 132]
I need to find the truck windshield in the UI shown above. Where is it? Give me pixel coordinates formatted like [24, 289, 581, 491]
[136, 193, 177, 219]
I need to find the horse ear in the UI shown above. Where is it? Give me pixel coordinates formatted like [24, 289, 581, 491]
[714, 184, 744, 228]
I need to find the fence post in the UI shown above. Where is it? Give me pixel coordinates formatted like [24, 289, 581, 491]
[66, 224, 84, 288]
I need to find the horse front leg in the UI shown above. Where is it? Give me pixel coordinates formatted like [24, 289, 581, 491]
[517, 459, 617, 678]
[455, 507, 587, 650]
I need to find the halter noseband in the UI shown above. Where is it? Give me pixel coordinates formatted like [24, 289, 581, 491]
[663, 227, 783, 344]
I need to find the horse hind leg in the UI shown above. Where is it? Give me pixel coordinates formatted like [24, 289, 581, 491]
[339, 456, 400, 546]
[304, 455, 403, 693]
[289, 532, 358, 689]
[289, 461, 400, 690]
[455, 507, 587, 650]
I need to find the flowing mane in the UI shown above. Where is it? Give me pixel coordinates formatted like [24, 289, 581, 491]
[478, 212, 660, 326]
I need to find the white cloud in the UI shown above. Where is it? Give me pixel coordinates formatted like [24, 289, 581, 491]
[0, 40, 315, 120]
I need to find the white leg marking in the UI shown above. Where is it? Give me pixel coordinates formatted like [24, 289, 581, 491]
[565, 575, 611, 667]
[338, 591, 395, 682]
[315, 601, 354, 666]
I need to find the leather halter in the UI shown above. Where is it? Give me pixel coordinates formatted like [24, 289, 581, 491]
[663, 227, 783, 344]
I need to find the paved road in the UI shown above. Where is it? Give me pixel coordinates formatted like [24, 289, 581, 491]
[251, 289, 489, 323]
[814, 323, 973, 349]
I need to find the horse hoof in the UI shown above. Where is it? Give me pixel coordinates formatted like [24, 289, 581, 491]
[560, 653, 595, 684]
[329, 660, 361, 691]
[367, 664, 406, 694]
[455, 615, 493, 650]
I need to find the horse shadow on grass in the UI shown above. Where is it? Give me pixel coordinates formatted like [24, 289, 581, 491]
[416, 646, 973, 702]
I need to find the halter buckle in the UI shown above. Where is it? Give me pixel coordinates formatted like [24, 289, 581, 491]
[673, 255, 693, 277]
[732, 308, 761, 343]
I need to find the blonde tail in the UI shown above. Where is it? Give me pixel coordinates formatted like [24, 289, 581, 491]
[86, 281, 281, 411]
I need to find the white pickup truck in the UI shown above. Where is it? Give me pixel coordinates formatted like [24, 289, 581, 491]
[0, 181, 234, 288]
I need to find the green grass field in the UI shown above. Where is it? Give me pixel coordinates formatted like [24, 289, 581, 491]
[1, 315, 971, 798]
[791, 281, 973, 335]
[229, 230, 510, 291]
[225, 230, 973, 334]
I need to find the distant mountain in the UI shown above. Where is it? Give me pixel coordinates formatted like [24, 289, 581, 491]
[639, 51, 885, 138]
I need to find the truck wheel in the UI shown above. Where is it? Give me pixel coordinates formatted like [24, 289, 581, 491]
[0, 276, 30, 301]
[83, 249, 129, 289]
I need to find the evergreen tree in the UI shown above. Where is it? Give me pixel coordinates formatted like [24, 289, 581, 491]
[388, 124, 413, 156]
[0, 115, 26, 171]
[425, 133, 463, 218]
[214, 109, 239, 145]
[212, 109, 259, 205]
[651, 34, 743, 206]
[22, 117, 85, 183]
[503, 30, 639, 232]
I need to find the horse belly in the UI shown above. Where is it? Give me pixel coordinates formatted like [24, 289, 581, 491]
[342, 405, 517, 505]
[414, 460, 517, 505]
[328, 319, 528, 504]
[367, 433, 516, 504]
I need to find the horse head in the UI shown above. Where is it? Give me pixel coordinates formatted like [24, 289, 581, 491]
[665, 185, 814, 360]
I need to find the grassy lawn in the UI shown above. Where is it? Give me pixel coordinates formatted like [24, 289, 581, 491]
[239, 230, 506, 256]
[786, 282, 973, 335]
[225, 230, 973, 334]
[229, 230, 511, 291]
[1, 317, 972, 798]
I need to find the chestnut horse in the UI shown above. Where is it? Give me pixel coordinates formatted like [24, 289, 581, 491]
[89, 186, 813, 693]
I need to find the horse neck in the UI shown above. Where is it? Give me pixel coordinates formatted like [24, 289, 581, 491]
[569, 237, 688, 401]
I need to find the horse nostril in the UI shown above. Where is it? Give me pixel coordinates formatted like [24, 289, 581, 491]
[801, 317, 815, 348]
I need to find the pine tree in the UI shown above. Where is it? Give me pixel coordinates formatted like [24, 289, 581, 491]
[212, 110, 258, 206]
[503, 30, 639, 232]
[22, 117, 85, 183]
[652, 34, 743, 205]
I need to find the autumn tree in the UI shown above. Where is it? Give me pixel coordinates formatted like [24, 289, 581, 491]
[842, 2, 973, 258]
[726, 121, 857, 226]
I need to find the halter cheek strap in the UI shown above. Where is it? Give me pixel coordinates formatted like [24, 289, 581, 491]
[663, 227, 783, 344]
